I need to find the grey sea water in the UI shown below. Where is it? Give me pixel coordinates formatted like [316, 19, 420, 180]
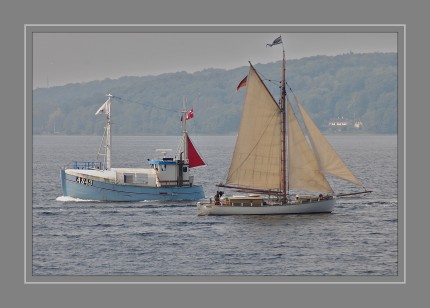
[32, 134, 398, 276]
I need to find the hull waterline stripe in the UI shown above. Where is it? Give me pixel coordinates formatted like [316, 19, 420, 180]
[64, 178, 201, 196]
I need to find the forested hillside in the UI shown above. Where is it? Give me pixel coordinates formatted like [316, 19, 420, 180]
[33, 52, 397, 135]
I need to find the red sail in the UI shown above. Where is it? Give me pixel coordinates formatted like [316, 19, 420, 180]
[187, 135, 206, 168]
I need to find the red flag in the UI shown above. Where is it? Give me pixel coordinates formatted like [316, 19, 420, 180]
[236, 76, 247, 91]
[185, 108, 194, 120]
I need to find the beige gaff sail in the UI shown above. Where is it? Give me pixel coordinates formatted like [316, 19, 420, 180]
[293, 95, 362, 187]
[287, 100, 333, 193]
[225, 65, 282, 191]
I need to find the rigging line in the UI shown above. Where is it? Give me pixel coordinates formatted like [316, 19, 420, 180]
[257, 71, 282, 87]
[253, 66, 281, 87]
[112, 95, 181, 113]
[285, 81, 295, 95]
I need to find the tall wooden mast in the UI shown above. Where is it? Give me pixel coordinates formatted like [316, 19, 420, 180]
[281, 47, 287, 201]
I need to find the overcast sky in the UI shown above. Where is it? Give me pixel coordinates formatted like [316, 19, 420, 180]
[32, 32, 397, 88]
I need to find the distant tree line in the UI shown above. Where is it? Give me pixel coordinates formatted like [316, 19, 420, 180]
[33, 52, 397, 135]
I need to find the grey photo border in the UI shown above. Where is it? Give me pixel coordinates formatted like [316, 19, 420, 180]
[25, 24, 405, 284]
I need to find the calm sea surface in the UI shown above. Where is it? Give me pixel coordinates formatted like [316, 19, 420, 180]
[32, 134, 398, 276]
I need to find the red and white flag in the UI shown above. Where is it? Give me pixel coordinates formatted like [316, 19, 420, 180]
[185, 108, 194, 120]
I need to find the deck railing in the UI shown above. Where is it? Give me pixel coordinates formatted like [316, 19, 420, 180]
[72, 161, 104, 170]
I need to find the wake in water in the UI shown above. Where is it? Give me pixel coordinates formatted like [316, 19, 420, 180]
[55, 196, 193, 207]
[56, 196, 100, 202]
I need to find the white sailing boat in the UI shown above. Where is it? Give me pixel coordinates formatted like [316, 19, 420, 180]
[197, 36, 370, 215]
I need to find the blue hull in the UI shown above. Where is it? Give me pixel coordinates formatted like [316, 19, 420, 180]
[60, 169, 205, 202]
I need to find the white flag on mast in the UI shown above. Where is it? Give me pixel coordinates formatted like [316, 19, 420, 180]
[95, 99, 110, 115]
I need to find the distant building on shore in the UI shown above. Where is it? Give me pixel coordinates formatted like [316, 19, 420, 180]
[328, 117, 363, 132]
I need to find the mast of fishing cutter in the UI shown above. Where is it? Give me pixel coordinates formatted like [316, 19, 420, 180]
[181, 96, 188, 162]
[105, 93, 112, 169]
